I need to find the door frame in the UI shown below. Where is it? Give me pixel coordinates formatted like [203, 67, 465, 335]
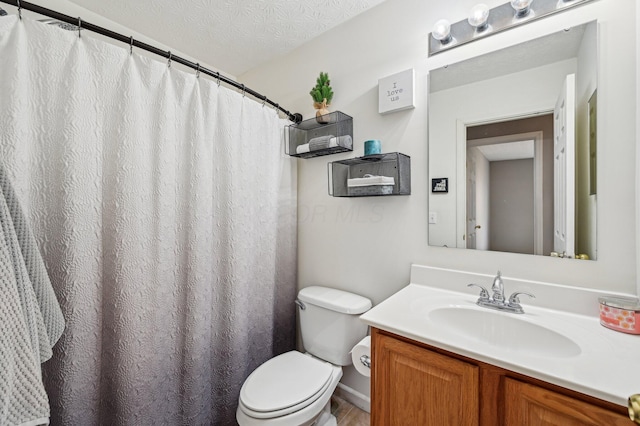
[553, 73, 576, 258]
[456, 112, 552, 253]
[466, 132, 544, 255]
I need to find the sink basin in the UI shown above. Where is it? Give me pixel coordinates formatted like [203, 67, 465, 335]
[428, 306, 582, 358]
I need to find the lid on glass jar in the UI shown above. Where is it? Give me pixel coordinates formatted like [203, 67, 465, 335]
[599, 296, 640, 311]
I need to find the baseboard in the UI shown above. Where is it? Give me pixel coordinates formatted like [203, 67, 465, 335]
[334, 383, 370, 413]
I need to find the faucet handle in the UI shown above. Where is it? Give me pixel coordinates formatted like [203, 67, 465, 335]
[507, 291, 535, 305]
[467, 283, 490, 301]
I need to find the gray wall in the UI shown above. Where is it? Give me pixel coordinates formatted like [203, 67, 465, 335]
[490, 159, 534, 254]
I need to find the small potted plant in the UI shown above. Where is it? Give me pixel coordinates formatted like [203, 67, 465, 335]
[309, 72, 334, 123]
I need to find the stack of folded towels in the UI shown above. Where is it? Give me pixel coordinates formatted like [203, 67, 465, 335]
[347, 174, 395, 188]
[347, 174, 396, 195]
[296, 135, 353, 154]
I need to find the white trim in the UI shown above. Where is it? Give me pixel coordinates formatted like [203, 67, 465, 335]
[457, 111, 552, 253]
[334, 383, 370, 414]
[456, 120, 467, 248]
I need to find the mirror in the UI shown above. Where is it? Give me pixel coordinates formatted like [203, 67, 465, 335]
[428, 21, 598, 260]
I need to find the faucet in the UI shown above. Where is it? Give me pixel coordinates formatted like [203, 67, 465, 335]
[491, 270, 505, 303]
[467, 271, 535, 314]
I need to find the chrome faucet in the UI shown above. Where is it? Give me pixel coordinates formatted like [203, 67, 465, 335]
[491, 270, 505, 303]
[467, 271, 535, 314]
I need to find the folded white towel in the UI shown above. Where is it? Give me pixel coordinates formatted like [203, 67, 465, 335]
[296, 135, 353, 154]
[347, 174, 395, 187]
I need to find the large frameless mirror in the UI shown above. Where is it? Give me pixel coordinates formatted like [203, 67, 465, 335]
[428, 21, 598, 260]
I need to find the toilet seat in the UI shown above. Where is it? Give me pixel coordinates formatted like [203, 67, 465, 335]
[236, 362, 343, 426]
[239, 351, 333, 419]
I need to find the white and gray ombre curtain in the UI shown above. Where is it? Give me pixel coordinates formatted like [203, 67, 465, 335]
[0, 15, 297, 425]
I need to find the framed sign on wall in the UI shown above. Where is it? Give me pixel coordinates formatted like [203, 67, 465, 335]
[378, 68, 415, 115]
[431, 178, 448, 193]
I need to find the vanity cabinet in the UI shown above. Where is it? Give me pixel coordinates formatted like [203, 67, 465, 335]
[504, 379, 630, 425]
[371, 328, 631, 426]
[372, 329, 478, 425]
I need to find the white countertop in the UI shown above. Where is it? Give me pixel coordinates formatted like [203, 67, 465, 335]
[360, 276, 640, 407]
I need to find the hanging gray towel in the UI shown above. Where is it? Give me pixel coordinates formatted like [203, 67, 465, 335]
[0, 165, 65, 426]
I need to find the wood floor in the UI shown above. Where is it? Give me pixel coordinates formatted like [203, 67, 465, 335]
[331, 395, 370, 426]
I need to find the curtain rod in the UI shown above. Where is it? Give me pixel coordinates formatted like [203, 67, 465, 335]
[0, 0, 303, 123]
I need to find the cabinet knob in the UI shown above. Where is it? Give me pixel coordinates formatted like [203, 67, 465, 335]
[630, 394, 640, 424]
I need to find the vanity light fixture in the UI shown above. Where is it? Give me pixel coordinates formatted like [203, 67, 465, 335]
[432, 19, 453, 44]
[428, 0, 593, 56]
[510, 0, 533, 17]
[468, 4, 490, 32]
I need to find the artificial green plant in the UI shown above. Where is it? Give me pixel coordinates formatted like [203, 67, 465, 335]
[309, 72, 334, 105]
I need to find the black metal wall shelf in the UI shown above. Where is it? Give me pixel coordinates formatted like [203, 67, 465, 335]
[285, 111, 353, 159]
[328, 152, 411, 197]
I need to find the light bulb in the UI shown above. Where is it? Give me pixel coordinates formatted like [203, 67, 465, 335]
[511, 0, 533, 17]
[432, 19, 452, 44]
[468, 4, 490, 31]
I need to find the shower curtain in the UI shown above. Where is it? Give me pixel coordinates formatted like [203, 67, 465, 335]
[0, 15, 297, 426]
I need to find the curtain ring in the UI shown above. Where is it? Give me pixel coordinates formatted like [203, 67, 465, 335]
[216, 72, 221, 86]
[167, 51, 172, 68]
[195, 63, 200, 78]
[262, 96, 267, 107]
[16, 0, 21, 19]
[129, 36, 134, 55]
[77, 17, 82, 38]
[241, 84, 246, 98]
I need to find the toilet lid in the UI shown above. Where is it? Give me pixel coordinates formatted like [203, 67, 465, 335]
[240, 351, 333, 415]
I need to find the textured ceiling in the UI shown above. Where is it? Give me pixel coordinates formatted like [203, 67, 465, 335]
[67, 0, 387, 76]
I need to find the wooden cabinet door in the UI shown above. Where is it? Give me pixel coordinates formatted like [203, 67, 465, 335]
[372, 331, 479, 426]
[504, 378, 632, 425]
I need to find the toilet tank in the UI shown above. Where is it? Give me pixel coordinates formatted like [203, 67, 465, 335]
[297, 286, 372, 366]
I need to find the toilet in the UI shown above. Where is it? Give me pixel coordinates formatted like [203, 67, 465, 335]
[236, 286, 372, 426]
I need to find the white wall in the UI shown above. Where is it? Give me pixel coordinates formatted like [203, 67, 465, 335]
[241, 0, 637, 295]
[428, 58, 576, 247]
[242, 0, 637, 397]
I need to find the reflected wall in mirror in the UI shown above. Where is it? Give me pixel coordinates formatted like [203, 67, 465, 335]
[428, 21, 598, 260]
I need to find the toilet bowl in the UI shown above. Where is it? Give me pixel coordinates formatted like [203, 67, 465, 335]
[236, 351, 342, 426]
[236, 286, 372, 426]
